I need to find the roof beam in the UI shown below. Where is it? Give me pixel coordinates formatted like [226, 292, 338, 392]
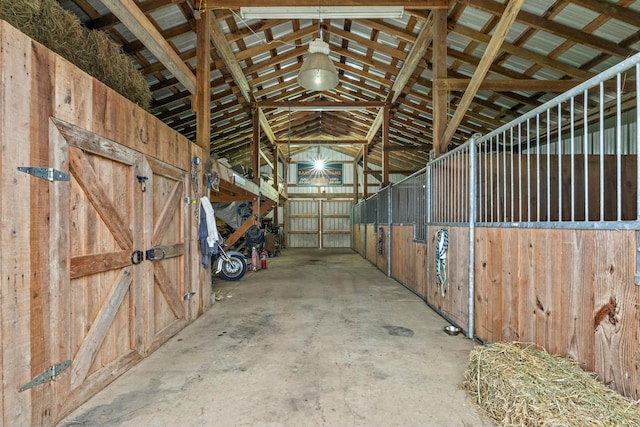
[258, 100, 386, 109]
[208, 11, 277, 143]
[442, 0, 525, 146]
[101, 0, 196, 94]
[365, 11, 434, 146]
[434, 78, 586, 92]
[275, 140, 368, 145]
[193, 0, 451, 10]
[390, 12, 433, 103]
[471, 0, 635, 59]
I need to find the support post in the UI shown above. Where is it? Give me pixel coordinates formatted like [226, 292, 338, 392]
[251, 106, 260, 186]
[432, 8, 447, 157]
[195, 10, 211, 152]
[382, 104, 390, 187]
[363, 145, 369, 199]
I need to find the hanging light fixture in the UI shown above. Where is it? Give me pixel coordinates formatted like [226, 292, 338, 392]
[297, 21, 338, 91]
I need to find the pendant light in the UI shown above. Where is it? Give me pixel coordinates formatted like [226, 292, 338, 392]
[297, 20, 338, 91]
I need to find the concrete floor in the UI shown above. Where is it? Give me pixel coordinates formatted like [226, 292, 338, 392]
[58, 248, 496, 427]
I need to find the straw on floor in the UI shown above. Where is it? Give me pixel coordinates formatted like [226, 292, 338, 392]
[463, 342, 640, 427]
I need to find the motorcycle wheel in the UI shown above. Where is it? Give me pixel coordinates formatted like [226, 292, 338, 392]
[219, 254, 247, 281]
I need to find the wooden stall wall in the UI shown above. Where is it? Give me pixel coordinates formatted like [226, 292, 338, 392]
[375, 225, 389, 273]
[365, 224, 377, 265]
[352, 224, 365, 256]
[0, 22, 209, 426]
[390, 226, 427, 297]
[474, 227, 640, 399]
[425, 226, 470, 329]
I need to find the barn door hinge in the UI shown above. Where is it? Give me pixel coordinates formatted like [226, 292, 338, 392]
[17, 166, 70, 182]
[20, 360, 71, 392]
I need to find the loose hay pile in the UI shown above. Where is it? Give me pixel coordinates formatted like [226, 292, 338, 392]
[0, 0, 151, 109]
[462, 342, 640, 427]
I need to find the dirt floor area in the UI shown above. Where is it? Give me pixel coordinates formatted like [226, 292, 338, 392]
[58, 248, 496, 427]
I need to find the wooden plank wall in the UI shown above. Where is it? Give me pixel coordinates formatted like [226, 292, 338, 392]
[425, 226, 470, 329]
[352, 224, 365, 255]
[0, 21, 210, 426]
[375, 225, 389, 273]
[365, 224, 377, 265]
[474, 227, 640, 399]
[0, 21, 34, 427]
[389, 226, 427, 297]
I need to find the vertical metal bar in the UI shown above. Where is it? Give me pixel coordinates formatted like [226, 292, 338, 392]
[490, 137, 494, 222]
[467, 137, 477, 339]
[387, 186, 392, 277]
[502, 131, 507, 222]
[453, 153, 457, 222]
[536, 113, 541, 221]
[318, 200, 323, 249]
[558, 103, 563, 222]
[583, 89, 589, 221]
[518, 122, 523, 222]
[600, 81, 605, 221]
[547, 108, 551, 221]
[510, 127, 515, 221]
[637, 63, 640, 221]
[570, 96, 576, 222]
[427, 163, 433, 224]
[616, 73, 622, 221]
[457, 152, 461, 222]
[526, 118, 531, 222]
[483, 139, 488, 222]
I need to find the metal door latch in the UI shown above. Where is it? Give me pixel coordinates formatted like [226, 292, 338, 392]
[136, 175, 148, 192]
[18, 167, 70, 182]
[20, 360, 71, 392]
[146, 247, 166, 261]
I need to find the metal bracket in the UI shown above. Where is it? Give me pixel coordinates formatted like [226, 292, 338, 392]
[136, 175, 148, 192]
[635, 231, 640, 285]
[17, 167, 70, 182]
[20, 360, 71, 392]
[146, 247, 166, 261]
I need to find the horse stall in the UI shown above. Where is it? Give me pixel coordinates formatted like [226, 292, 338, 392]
[0, 21, 215, 425]
[353, 52, 640, 399]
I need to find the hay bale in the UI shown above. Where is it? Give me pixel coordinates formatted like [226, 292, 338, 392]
[0, 0, 151, 110]
[462, 342, 640, 427]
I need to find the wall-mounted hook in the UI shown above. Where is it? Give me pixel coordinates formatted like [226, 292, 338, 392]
[136, 175, 148, 192]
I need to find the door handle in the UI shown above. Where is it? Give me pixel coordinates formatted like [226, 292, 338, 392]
[130, 250, 144, 265]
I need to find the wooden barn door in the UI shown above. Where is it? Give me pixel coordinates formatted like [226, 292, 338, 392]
[52, 119, 189, 419]
[143, 157, 188, 353]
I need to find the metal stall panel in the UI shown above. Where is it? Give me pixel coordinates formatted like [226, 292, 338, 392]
[287, 199, 319, 247]
[321, 200, 352, 248]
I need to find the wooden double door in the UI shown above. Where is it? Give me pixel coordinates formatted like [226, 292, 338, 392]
[49, 119, 191, 419]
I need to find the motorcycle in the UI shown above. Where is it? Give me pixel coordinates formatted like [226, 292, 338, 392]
[212, 240, 247, 281]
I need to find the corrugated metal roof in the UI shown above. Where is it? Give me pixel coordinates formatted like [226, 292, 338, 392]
[54, 0, 640, 175]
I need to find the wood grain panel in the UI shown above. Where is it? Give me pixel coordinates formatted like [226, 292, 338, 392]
[593, 230, 639, 397]
[365, 224, 377, 264]
[1, 21, 35, 426]
[376, 225, 388, 274]
[0, 21, 203, 425]
[390, 226, 427, 298]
